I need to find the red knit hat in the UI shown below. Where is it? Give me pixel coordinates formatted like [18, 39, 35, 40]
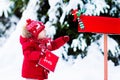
[26, 19, 45, 38]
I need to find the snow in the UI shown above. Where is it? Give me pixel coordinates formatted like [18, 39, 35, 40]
[0, 0, 120, 80]
[110, 0, 120, 16]
[84, 0, 109, 16]
[59, 0, 84, 24]
[45, 22, 56, 39]
[0, 0, 13, 18]
[71, 34, 87, 52]
[97, 35, 120, 57]
[48, 42, 104, 80]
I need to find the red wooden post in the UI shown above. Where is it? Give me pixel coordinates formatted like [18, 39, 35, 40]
[104, 34, 108, 80]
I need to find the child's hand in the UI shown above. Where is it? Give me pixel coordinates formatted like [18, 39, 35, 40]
[63, 36, 70, 42]
[49, 36, 70, 50]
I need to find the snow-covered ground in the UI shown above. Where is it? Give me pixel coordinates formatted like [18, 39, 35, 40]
[49, 42, 104, 80]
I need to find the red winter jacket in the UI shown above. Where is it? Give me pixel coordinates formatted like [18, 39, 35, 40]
[20, 35, 69, 79]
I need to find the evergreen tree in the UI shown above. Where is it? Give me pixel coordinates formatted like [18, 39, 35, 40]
[0, 0, 120, 66]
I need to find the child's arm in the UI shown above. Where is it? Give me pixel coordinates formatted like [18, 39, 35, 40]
[47, 36, 69, 51]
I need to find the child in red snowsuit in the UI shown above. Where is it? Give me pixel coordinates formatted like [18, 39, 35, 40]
[20, 19, 69, 80]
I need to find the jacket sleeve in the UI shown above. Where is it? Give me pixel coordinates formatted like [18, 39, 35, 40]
[21, 40, 41, 61]
[48, 36, 69, 51]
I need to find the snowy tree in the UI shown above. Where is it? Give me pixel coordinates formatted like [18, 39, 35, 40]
[0, 0, 19, 46]
[0, 0, 120, 66]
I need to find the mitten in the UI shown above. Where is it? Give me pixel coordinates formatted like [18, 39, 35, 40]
[63, 36, 69, 42]
[50, 36, 70, 50]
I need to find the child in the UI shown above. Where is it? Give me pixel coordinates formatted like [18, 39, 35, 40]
[20, 19, 69, 80]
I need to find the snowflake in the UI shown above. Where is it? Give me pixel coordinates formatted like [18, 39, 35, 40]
[0, 0, 13, 18]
